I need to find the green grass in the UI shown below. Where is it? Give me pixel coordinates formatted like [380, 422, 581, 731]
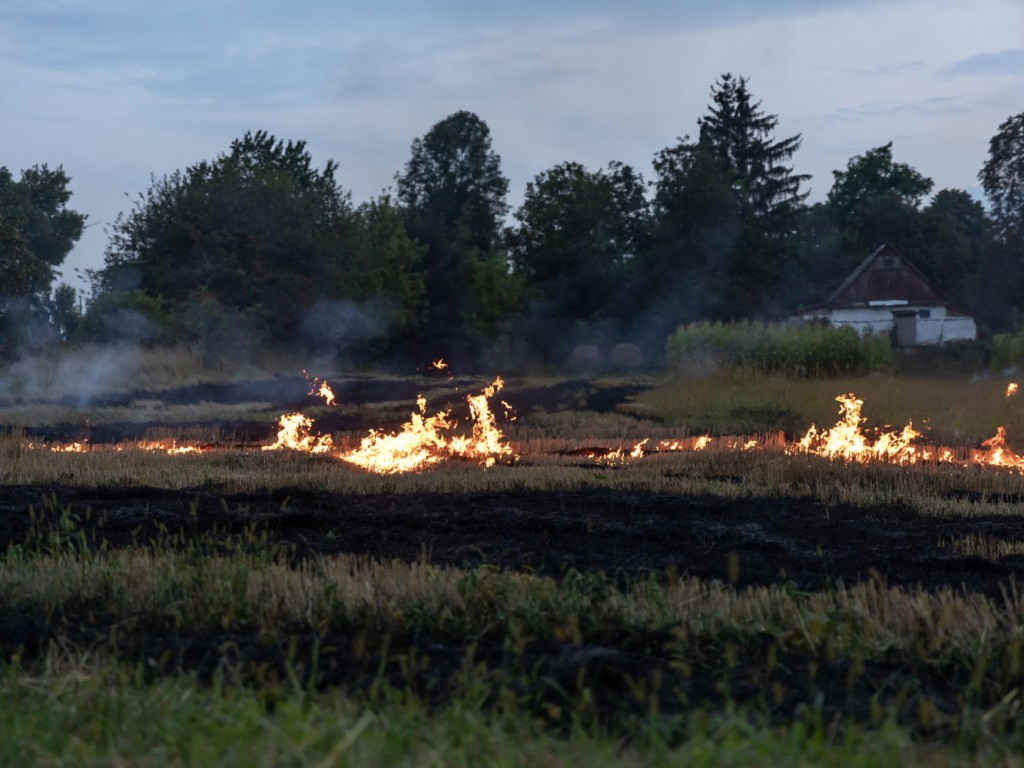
[4, 659, 966, 768]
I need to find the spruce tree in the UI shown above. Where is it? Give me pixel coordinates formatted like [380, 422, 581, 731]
[698, 73, 810, 229]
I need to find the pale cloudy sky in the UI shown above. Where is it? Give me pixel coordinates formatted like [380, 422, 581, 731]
[2, 0, 1023, 295]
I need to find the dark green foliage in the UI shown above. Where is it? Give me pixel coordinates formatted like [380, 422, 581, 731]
[638, 74, 809, 349]
[396, 111, 521, 363]
[0, 165, 85, 356]
[796, 145, 993, 329]
[92, 131, 425, 359]
[699, 73, 810, 224]
[976, 112, 1024, 331]
[665, 321, 894, 378]
[980, 111, 1024, 243]
[47, 88, 1023, 362]
[508, 160, 650, 361]
[0, 165, 86, 296]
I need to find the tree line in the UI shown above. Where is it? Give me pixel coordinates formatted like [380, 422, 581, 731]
[4, 73, 1024, 367]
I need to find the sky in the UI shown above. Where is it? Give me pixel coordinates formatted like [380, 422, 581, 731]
[2, 0, 1023, 297]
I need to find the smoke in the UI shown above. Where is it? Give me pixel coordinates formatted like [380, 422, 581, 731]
[296, 299, 387, 365]
[0, 343, 144, 406]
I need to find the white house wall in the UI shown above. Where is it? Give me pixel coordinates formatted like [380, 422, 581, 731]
[799, 306, 976, 345]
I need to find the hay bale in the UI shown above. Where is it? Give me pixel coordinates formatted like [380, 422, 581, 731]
[607, 343, 644, 369]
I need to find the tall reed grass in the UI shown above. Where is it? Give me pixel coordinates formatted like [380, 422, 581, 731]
[666, 321, 894, 379]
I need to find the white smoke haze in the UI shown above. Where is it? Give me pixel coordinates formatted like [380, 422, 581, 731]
[297, 299, 388, 368]
[0, 344, 145, 405]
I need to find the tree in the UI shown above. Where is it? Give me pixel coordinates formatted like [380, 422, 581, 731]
[48, 282, 82, 341]
[95, 131, 424, 357]
[827, 142, 933, 225]
[508, 160, 649, 357]
[395, 111, 520, 362]
[917, 189, 988, 309]
[977, 113, 1024, 329]
[639, 74, 809, 345]
[698, 73, 810, 226]
[801, 143, 935, 298]
[980, 112, 1024, 243]
[639, 133, 740, 337]
[0, 165, 85, 355]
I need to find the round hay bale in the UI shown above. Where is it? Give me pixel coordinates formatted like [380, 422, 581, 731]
[607, 342, 645, 369]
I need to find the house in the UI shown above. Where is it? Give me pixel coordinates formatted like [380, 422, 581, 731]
[792, 243, 976, 346]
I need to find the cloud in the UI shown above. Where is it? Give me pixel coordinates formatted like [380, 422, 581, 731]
[831, 95, 971, 123]
[939, 48, 1024, 78]
[819, 61, 926, 79]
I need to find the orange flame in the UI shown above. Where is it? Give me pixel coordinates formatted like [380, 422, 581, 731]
[431, 359, 448, 371]
[262, 413, 334, 454]
[794, 393, 920, 464]
[1007, 382, 1019, 398]
[135, 439, 206, 455]
[339, 377, 515, 473]
[305, 373, 337, 406]
[50, 441, 89, 453]
[977, 426, 1024, 470]
[339, 396, 453, 473]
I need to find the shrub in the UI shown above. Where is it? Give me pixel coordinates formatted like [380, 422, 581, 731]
[990, 332, 1024, 372]
[665, 321, 895, 378]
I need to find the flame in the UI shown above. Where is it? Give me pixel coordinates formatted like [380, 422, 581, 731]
[431, 359, 448, 371]
[37, 372, 1024, 481]
[794, 393, 920, 464]
[314, 381, 336, 406]
[305, 373, 337, 406]
[977, 426, 1024, 470]
[50, 441, 88, 453]
[447, 377, 514, 468]
[655, 435, 713, 453]
[340, 396, 453, 473]
[262, 413, 334, 454]
[339, 377, 515, 474]
[136, 439, 206, 455]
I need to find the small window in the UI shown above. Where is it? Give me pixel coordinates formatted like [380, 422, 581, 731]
[883, 256, 896, 270]
[918, 309, 931, 319]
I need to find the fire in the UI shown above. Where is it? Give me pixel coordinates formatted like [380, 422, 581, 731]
[33, 369, 1024, 481]
[339, 377, 515, 474]
[305, 373, 337, 406]
[313, 381, 336, 406]
[977, 426, 1024, 470]
[446, 377, 514, 468]
[339, 396, 453, 474]
[50, 441, 88, 453]
[135, 439, 206, 455]
[262, 413, 335, 454]
[794, 393, 920, 464]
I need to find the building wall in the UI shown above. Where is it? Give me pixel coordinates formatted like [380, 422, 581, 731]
[798, 306, 976, 345]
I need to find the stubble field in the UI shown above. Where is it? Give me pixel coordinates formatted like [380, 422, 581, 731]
[3, 347, 1024, 766]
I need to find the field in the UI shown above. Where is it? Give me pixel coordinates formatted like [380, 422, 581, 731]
[4, 347, 1024, 765]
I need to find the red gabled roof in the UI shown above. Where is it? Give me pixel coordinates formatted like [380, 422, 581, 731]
[826, 243, 945, 307]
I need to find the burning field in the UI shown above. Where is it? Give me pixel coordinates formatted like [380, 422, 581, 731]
[5, 360, 1024, 757]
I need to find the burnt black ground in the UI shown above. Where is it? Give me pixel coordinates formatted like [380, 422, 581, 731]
[1, 483, 1021, 596]
[3, 483, 1024, 739]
